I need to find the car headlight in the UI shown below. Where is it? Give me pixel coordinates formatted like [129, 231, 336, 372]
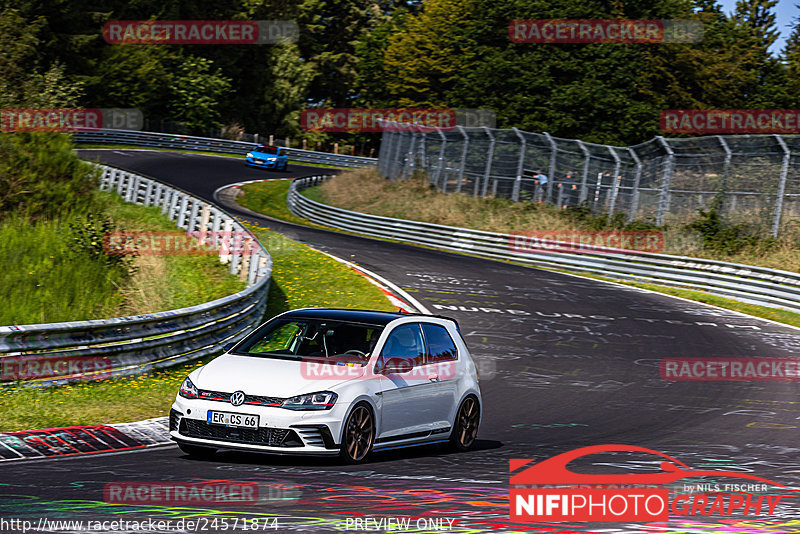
[281, 391, 337, 410]
[267, 158, 277, 161]
[246, 152, 254, 158]
[179, 377, 198, 399]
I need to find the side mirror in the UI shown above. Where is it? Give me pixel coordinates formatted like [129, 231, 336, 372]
[223, 342, 235, 352]
[381, 357, 413, 374]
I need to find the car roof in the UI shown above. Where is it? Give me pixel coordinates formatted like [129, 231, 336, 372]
[279, 308, 458, 328]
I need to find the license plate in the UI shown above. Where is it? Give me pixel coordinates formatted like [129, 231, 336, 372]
[207, 410, 259, 428]
[254, 159, 264, 164]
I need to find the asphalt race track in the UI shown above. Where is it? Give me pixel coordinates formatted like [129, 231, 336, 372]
[2, 148, 800, 533]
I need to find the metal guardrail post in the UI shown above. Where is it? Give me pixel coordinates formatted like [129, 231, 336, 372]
[627, 147, 643, 222]
[512, 127, 526, 201]
[772, 134, 791, 237]
[187, 200, 200, 232]
[656, 136, 675, 226]
[577, 141, 591, 203]
[176, 195, 189, 229]
[607, 146, 622, 215]
[480, 127, 495, 198]
[456, 126, 469, 194]
[168, 189, 180, 219]
[544, 132, 557, 203]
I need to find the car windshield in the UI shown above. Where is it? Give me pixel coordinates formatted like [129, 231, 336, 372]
[233, 319, 383, 365]
[254, 145, 279, 155]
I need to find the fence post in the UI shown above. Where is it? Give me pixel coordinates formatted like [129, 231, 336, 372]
[512, 127, 526, 201]
[456, 126, 469, 194]
[479, 127, 495, 198]
[607, 146, 622, 215]
[627, 147, 643, 222]
[772, 134, 790, 237]
[577, 141, 591, 203]
[392, 123, 406, 180]
[656, 136, 675, 226]
[544, 132, 557, 203]
[717, 136, 732, 214]
[378, 121, 392, 177]
[402, 130, 417, 180]
[434, 128, 447, 189]
[419, 131, 427, 170]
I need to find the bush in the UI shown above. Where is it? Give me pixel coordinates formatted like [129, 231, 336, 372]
[68, 212, 136, 275]
[684, 199, 777, 256]
[0, 132, 100, 221]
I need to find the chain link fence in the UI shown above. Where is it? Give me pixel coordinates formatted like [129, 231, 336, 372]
[378, 124, 800, 237]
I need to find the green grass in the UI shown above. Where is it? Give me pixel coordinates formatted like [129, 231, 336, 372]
[0, 191, 245, 325]
[0, 360, 209, 431]
[237, 180, 323, 226]
[246, 224, 397, 319]
[0, 225, 395, 432]
[0, 215, 127, 324]
[76, 144, 348, 169]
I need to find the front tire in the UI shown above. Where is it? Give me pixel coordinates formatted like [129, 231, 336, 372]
[449, 396, 480, 451]
[339, 403, 375, 464]
[177, 442, 216, 458]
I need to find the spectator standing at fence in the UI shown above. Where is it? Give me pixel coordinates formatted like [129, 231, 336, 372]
[557, 171, 579, 209]
[533, 170, 548, 203]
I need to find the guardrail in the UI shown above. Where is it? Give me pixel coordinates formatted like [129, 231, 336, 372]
[73, 129, 377, 168]
[288, 176, 800, 315]
[0, 164, 272, 386]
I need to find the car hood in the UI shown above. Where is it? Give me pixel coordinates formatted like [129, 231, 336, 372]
[194, 354, 366, 397]
[251, 151, 281, 158]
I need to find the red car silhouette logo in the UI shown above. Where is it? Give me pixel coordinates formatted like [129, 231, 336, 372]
[510, 444, 786, 487]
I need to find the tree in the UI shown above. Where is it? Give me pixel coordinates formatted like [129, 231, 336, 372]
[258, 41, 316, 137]
[169, 55, 232, 133]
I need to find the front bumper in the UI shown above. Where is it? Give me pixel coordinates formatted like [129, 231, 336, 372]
[245, 156, 284, 169]
[170, 398, 344, 456]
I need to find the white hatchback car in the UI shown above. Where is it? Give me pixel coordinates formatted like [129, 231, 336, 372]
[170, 308, 481, 463]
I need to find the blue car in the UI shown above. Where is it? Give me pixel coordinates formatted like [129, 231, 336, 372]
[245, 145, 289, 171]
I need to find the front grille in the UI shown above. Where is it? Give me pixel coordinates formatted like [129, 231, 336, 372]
[197, 389, 285, 406]
[180, 419, 302, 447]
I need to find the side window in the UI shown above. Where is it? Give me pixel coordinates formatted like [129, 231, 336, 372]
[380, 324, 425, 366]
[422, 324, 458, 363]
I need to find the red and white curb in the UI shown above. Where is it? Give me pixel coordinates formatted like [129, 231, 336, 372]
[0, 417, 171, 462]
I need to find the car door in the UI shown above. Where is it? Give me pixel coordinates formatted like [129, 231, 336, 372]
[376, 323, 439, 440]
[418, 323, 460, 429]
